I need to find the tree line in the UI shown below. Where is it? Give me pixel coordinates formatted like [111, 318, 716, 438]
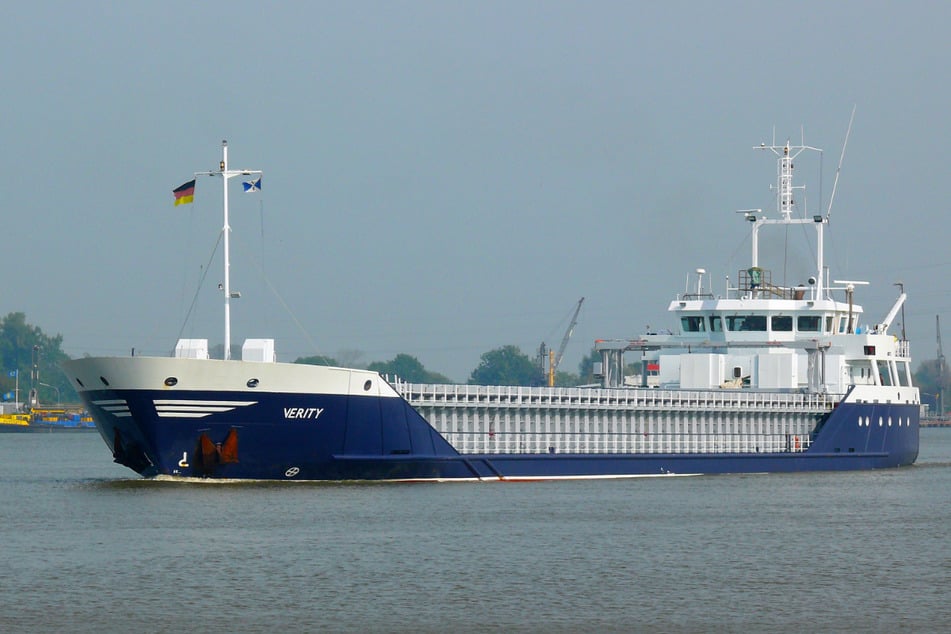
[0, 312, 75, 406]
[295, 345, 600, 388]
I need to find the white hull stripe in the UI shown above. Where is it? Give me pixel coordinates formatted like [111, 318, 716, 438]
[153, 399, 257, 419]
[157, 412, 220, 418]
[153, 400, 257, 407]
[155, 405, 241, 413]
[92, 399, 131, 418]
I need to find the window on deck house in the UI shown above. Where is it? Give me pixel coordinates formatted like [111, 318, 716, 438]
[771, 316, 793, 332]
[798, 315, 821, 332]
[726, 315, 767, 331]
[681, 316, 706, 332]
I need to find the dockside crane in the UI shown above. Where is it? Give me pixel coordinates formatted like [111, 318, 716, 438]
[938, 315, 945, 415]
[546, 297, 585, 387]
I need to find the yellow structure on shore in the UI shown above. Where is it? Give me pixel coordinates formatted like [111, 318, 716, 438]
[0, 407, 94, 431]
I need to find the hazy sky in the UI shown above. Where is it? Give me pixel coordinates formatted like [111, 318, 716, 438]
[3, 1, 950, 382]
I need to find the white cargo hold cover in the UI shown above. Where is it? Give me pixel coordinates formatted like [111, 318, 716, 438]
[242, 338, 276, 363]
[174, 339, 209, 359]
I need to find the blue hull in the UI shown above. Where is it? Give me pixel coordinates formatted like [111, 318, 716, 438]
[76, 387, 919, 481]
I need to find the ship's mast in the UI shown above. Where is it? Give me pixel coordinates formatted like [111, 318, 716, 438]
[752, 137, 824, 298]
[196, 141, 262, 361]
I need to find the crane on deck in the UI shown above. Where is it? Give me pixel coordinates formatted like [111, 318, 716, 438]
[540, 297, 584, 387]
[938, 315, 945, 416]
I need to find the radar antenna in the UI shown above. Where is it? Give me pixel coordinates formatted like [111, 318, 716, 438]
[752, 136, 823, 296]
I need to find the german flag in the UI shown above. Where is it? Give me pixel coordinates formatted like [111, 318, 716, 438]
[172, 179, 196, 206]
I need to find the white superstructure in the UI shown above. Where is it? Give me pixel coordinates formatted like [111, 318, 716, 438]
[399, 134, 918, 456]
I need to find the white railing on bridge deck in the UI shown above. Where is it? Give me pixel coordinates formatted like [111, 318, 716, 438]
[897, 339, 911, 359]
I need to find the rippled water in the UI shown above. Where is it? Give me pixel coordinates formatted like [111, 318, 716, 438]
[1, 429, 949, 633]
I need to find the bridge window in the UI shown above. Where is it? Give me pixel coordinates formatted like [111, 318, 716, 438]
[879, 365, 891, 386]
[726, 315, 767, 331]
[798, 315, 821, 332]
[825, 316, 834, 333]
[709, 315, 722, 332]
[771, 315, 793, 332]
[681, 316, 706, 332]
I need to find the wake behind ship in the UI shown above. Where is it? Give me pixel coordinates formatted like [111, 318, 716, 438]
[63, 135, 919, 481]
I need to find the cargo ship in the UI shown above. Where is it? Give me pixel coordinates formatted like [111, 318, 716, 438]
[62, 134, 919, 480]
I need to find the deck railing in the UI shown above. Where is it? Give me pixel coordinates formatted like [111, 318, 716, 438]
[392, 380, 828, 456]
[393, 380, 839, 413]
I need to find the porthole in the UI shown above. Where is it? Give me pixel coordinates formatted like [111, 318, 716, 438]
[100, 376, 110, 387]
[247, 378, 260, 388]
[878, 417, 883, 427]
[164, 377, 178, 387]
[75, 378, 84, 388]
[363, 380, 372, 391]
[888, 417, 892, 427]
[858, 416, 863, 427]
[865, 416, 870, 427]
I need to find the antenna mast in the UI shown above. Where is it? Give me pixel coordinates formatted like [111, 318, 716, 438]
[753, 135, 824, 297]
[196, 141, 262, 360]
[826, 105, 856, 220]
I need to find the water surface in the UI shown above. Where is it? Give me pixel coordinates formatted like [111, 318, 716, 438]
[1, 429, 949, 632]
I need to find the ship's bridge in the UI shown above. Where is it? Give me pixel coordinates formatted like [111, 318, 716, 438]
[670, 265, 866, 344]
[593, 266, 911, 394]
[669, 297, 863, 344]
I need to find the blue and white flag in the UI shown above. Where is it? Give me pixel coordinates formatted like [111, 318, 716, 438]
[242, 178, 261, 193]
[7, 369, 16, 378]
